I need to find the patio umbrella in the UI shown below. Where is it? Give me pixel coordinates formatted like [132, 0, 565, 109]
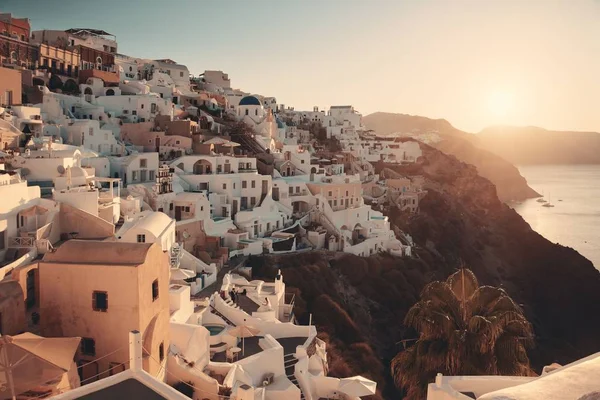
[338, 375, 377, 397]
[227, 323, 260, 356]
[19, 205, 48, 231]
[0, 333, 80, 400]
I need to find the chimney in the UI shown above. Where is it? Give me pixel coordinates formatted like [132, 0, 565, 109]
[129, 330, 143, 372]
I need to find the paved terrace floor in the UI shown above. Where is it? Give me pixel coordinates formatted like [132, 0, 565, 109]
[211, 336, 308, 363]
[192, 255, 247, 299]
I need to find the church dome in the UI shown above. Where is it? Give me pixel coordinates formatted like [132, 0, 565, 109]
[239, 95, 261, 106]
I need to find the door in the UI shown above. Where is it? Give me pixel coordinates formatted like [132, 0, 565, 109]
[272, 187, 279, 201]
[224, 163, 231, 173]
[175, 206, 182, 221]
[155, 136, 161, 153]
[262, 180, 268, 194]
[241, 197, 247, 210]
[26, 270, 35, 309]
[232, 200, 238, 218]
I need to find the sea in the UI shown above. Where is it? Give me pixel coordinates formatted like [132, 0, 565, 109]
[510, 165, 600, 270]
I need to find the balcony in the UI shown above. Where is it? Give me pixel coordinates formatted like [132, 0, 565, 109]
[10, 236, 34, 248]
[289, 190, 308, 197]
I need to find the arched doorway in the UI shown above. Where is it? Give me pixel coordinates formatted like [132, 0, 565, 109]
[105, 88, 115, 96]
[193, 159, 212, 174]
[48, 75, 63, 91]
[63, 79, 79, 94]
[84, 87, 93, 95]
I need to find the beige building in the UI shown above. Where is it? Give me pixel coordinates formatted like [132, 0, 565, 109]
[306, 180, 362, 211]
[0, 66, 22, 106]
[39, 240, 170, 382]
[38, 43, 81, 78]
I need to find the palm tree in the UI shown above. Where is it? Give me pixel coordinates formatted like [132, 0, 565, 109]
[391, 269, 534, 399]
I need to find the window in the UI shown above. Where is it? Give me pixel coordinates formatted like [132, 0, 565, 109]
[296, 187, 300, 193]
[123, 110, 129, 114]
[149, 170, 155, 181]
[223, 183, 226, 189]
[152, 279, 159, 301]
[301, 160, 305, 164]
[184, 206, 190, 212]
[140, 159, 147, 168]
[175, 140, 180, 145]
[104, 133, 108, 140]
[242, 181, 247, 188]
[328, 191, 332, 197]
[233, 183, 236, 189]
[289, 187, 293, 195]
[169, 203, 174, 211]
[346, 191, 349, 196]
[132, 110, 137, 115]
[251, 197, 256, 206]
[132, 171, 137, 181]
[89, 127, 94, 136]
[92, 291, 108, 312]
[137, 234, 146, 243]
[141, 104, 144, 109]
[179, 71, 183, 77]
[159, 342, 165, 362]
[251, 181, 256, 188]
[245, 109, 249, 116]
[334, 200, 337, 206]
[81, 338, 96, 356]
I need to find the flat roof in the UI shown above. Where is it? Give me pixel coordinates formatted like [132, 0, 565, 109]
[43, 240, 153, 266]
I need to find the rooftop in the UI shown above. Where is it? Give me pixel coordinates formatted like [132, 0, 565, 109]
[43, 240, 154, 266]
[71, 379, 167, 400]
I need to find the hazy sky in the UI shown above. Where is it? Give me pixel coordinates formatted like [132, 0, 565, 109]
[4, 0, 600, 133]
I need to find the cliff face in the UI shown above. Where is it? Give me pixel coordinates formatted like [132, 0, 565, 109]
[478, 125, 600, 165]
[250, 142, 600, 399]
[363, 112, 540, 201]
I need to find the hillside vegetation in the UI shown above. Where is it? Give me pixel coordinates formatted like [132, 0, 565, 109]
[251, 141, 600, 399]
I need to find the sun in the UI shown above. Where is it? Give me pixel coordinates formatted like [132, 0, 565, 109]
[487, 90, 514, 118]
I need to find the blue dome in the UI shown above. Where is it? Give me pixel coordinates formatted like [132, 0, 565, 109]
[239, 95, 261, 106]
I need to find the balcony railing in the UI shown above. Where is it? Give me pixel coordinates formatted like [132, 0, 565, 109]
[10, 236, 35, 248]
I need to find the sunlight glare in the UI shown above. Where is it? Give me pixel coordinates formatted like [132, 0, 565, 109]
[487, 90, 514, 119]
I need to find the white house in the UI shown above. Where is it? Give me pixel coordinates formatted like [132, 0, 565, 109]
[116, 210, 175, 252]
[64, 119, 122, 156]
[109, 152, 159, 187]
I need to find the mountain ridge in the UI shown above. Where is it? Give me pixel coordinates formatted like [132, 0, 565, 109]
[363, 112, 540, 201]
[477, 125, 600, 165]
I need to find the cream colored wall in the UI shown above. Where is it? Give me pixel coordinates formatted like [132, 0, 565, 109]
[39, 260, 139, 372]
[138, 245, 170, 377]
[39, 243, 169, 380]
[59, 203, 114, 239]
[306, 182, 361, 211]
[0, 281, 26, 335]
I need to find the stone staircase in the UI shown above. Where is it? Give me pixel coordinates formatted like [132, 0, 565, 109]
[284, 353, 305, 400]
[209, 304, 237, 327]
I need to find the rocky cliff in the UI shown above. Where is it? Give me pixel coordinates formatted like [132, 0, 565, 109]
[250, 142, 600, 399]
[363, 112, 540, 201]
